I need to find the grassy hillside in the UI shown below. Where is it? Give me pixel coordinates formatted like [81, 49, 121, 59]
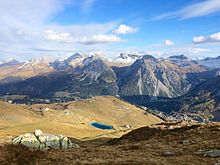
[0, 96, 162, 140]
[0, 64, 54, 81]
[0, 101, 40, 129]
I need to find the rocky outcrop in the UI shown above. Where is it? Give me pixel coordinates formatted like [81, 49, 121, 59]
[12, 130, 80, 150]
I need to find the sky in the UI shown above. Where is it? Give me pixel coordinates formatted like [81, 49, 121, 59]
[0, 0, 220, 61]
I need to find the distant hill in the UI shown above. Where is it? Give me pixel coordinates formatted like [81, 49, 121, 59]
[0, 96, 162, 139]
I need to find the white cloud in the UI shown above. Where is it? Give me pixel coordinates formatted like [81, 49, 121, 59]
[193, 32, 220, 43]
[193, 36, 207, 43]
[210, 32, 220, 40]
[164, 40, 174, 46]
[44, 29, 74, 43]
[0, 0, 124, 60]
[114, 24, 138, 34]
[154, 0, 220, 20]
[80, 34, 122, 45]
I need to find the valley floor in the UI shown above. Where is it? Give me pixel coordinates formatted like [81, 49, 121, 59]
[0, 123, 220, 165]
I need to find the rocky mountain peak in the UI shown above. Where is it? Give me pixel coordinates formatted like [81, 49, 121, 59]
[51, 53, 85, 70]
[142, 54, 156, 59]
[168, 54, 188, 60]
[132, 55, 158, 68]
[119, 53, 141, 59]
[66, 53, 84, 62]
[113, 53, 142, 64]
[82, 54, 104, 65]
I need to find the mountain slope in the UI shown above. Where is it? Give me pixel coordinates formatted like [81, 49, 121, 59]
[116, 55, 193, 99]
[0, 101, 40, 129]
[0, 96, 162, 139]
[0, 57, 55, 84]
[0, 56, 118, 98]
[177, 76, 220, 121]
[142, 75, 220, 121]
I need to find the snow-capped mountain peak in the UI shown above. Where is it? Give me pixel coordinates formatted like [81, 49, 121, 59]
[19, 56, 54, 69]
[168, 54, 188, 60]
[113, 53, 142, 64]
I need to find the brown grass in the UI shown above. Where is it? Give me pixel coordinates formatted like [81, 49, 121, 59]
[0, 124, 220, 165]
[0, 96, 162, 140]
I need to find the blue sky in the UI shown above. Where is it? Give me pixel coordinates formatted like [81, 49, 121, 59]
[0, 0, 220, 61]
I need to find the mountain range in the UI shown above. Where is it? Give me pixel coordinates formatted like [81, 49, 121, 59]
[1, 53, 220, 121]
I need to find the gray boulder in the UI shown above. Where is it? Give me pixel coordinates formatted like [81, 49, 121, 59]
[45, 135, 61, 149]
[204, 150, 220, 158]
[12, 130, 80, 150]
[35, 130, 43, 137]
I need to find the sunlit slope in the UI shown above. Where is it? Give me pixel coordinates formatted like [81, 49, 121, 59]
[0, 96, 162, 140]
[0, 101, 40, 129]
[0, 64, 54, 81]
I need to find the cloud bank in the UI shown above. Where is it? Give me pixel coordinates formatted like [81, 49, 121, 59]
[154, 0, 220, 20]
[0, 0, 128, 60]
[193, 32, 220, 43]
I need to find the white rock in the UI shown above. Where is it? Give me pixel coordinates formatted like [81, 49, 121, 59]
[45, 108, 49, 111]
[45, 135, 61, 149]
[21, 134, 40, 149]
[35, 130, 43, 137]
[12, 131, 80, 150]
[61, 137, 68, 149]
[38, 136, 46, 143]
[12, 135, 23, 144]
